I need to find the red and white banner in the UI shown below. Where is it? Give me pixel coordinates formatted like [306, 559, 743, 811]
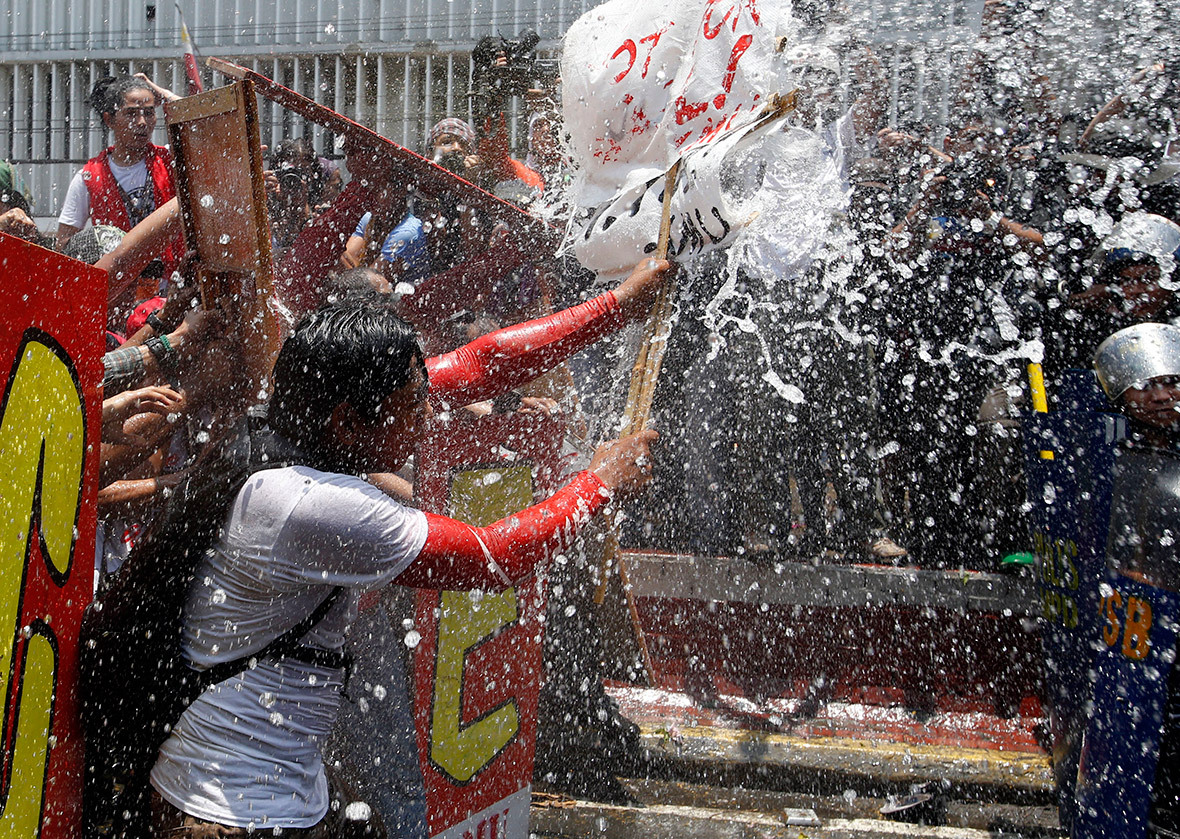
[561, 0, 799, 275]
[412, 413, 567, 839]
[0, 234, 103, 836]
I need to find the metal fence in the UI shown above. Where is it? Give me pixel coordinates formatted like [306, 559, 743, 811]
[0, 0, 1166, 224]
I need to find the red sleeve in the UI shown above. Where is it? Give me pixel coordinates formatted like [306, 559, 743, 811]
[425, 291, 625, 407]
[274, 180, 374, 318]
[395, 470, 611, 590]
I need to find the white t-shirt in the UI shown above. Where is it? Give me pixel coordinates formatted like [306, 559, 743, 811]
[57, 157, 151, 230]
[150, 465, 429, 829]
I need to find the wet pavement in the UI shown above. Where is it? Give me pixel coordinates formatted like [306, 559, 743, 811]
[534, 553, 1059, 837]
[532, 779, 1062, 838]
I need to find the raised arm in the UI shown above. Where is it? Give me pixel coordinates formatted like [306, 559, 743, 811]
[425, 257, 672, 407]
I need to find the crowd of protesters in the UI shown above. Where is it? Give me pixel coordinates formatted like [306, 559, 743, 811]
[0, 16, 1177, 833]
[2, 57, 667, 835]
[634, 39, 1180, 570]
[846, 57, 1179, 569]
[0, 46, 1174, 572]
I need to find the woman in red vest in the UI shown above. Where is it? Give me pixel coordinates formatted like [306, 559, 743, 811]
[56, 75, 179, 280]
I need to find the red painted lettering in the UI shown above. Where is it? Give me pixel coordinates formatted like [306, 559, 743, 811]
[702, 0, 761, 39]
[674, 94, 710, 125]
[610, 40, 637, 84]
[638, 22, 675, 78]
[712, 33, 753, 109]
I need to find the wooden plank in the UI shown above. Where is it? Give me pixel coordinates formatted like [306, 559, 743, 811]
[207, 56, 559, 252]
[164, 80, 281, 401]
[164, 83, 271, 276]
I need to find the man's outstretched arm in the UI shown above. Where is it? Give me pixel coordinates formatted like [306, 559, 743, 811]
[425, 258, 672, 407]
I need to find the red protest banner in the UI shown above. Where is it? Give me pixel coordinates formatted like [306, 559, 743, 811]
[0, 233, 104, 836]
[412, 412, 567, 839]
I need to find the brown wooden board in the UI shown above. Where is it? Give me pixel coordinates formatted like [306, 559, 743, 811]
[164, 83, 272, 276]
[207, 57, 558, 252]
[164, 81, 282, 400]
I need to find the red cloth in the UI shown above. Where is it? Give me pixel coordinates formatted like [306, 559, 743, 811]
[82, 145, 180, 276]
[425, 291, 624, 407]
[500, 156, 544, 191]
[125, 295, 165, 336]
[397, 470, 610, 589]
[274, 180, 375, 318]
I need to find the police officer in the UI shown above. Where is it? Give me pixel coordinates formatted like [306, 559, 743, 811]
[1094, 322, 1180, 836]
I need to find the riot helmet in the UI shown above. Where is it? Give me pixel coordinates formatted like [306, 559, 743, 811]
[1091, 211, 1180, 286]
[1094, 322, 1180, 401]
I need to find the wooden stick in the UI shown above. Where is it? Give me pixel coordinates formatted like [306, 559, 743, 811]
[592, 161, 681, 684]
[206, 57, 558, 251]
[592, 96, 800, 682]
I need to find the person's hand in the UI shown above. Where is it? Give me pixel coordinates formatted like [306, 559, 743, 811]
[133, 72, 180, 104]
[170, 305, 223, 359]
[613, 258, 676, 321]
[0, 208, 39, 242]
[102, 385, 185, 445]
[877, 129, 922, 155]
[963, 189, 995, 221]
[517, 396, 559, 416]
[159, 250, 201, 328]
[589, 429, 658, 497]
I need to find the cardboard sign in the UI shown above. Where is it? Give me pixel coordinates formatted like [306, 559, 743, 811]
[573, 98, 798, 276]
[561, 0, 798, 275]
[0, 234, 103, 836]
[562, 0, 793, 201]
[411, 413, 566, 839]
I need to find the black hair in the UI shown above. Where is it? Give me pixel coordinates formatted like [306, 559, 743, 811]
[1096, 250, 1165, 286]
[322, 267, 388, 306]
[90, 74, 155, 117]
[272, 137, 314, 167]
[269, 301, 424, 457]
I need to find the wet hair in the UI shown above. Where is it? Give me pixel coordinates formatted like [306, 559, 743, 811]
[269, 301, 424, 454]
[322, 266, 389, 305]
[90, 75, 155, 117]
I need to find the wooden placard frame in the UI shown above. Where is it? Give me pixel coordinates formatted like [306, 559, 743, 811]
[164, 82, 272, 275]
[164, 80, 282, 398]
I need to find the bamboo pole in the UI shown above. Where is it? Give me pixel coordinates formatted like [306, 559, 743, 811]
[590, 93, 801, 682]
[592, 161, 681, 684]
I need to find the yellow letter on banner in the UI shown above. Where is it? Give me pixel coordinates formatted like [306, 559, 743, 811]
[431, 589, 521, 783]
[0, 333, 86, 834]
[429, 465, 534, 784]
